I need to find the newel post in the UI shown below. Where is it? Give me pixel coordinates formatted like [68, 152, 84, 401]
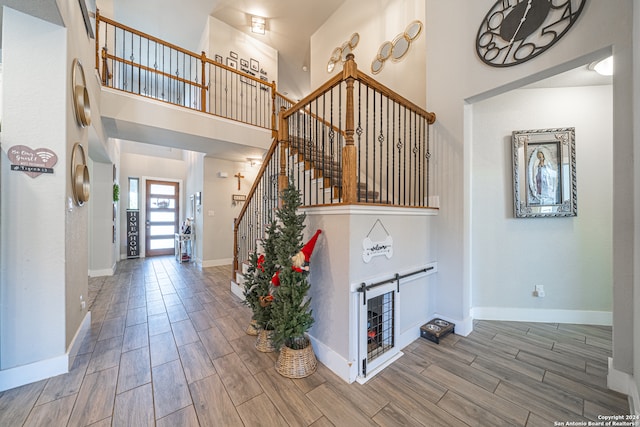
[278, 106, 289, 205]
[342, 53, 358, 204]
[200, 51, 207, 113]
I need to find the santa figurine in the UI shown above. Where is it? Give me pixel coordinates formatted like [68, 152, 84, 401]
[291, 229, 322, 273]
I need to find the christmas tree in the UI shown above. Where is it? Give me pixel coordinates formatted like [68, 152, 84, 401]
[243, 220, 279, 330]
[270, 181, 314, 350]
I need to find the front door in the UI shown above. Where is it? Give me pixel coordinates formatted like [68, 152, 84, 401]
[145, 180, 179, 257]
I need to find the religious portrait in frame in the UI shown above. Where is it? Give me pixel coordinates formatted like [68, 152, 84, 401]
[512, 127, 577, 218]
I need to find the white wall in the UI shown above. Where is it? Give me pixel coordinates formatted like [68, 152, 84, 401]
[206, 16, 278, 88]
[311, 0, 426, 108]
[184, 150, 205, 263]
[202, 157, 259, 266]
[88, 159, 118, 276]
[471, 85, 613, 322]
[425, 0, 633, 371]
[0, 7, 67, 370]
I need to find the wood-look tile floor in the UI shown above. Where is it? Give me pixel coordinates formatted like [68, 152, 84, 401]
[0, 257, 630, 426]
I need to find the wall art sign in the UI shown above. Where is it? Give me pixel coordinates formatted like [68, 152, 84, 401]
[362, 219, 393, 263]
[8, 145, 58, 178]
[127, 210, 140, 258]
[512, 127, 577, 218]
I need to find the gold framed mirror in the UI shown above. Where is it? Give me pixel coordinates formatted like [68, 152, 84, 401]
[71, 142, 90, 206]
[72, 59, 91, 128]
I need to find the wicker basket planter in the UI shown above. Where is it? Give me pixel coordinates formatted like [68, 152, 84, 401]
[275, 337, 317, 378]
[255, 329, 276, 353]
[245, 319, 260, 336]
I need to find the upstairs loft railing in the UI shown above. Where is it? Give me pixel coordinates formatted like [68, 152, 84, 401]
[95, 11, 289, 130]
[233, 54, 436, 271]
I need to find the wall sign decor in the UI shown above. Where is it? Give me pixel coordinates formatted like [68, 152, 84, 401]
[71, 142, 91, 206]
[72, 58, 91, 127]
[362, 219, 393, 263]
[476, 0, 587, 67]
[250, 58, 259, 72]
[512, 127, 577, 218]
[126, 209, 140, 258]
[8, 145, 58, 178]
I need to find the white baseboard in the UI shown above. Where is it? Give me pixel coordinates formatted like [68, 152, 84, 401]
[67, 312, 91, 369]
[0, 312, 92, 392]
[607, 357, 636, 413]
[201, 258, 233, 268]
[471, 307, 612, 326]
[307, 334, 357, 383]
[88, 265, 115, 277]
[230, 280, 245, 301]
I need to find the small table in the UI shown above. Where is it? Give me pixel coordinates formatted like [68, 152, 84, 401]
[175, 233, 194, 263]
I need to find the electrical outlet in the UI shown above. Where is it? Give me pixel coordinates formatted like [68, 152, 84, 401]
[534, 285, 546, 298]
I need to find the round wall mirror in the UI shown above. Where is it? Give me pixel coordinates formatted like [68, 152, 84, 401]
[377, 41, 393, 61]
[371, 58, 385, 75]
[349, 32, 360, 49]
[391, 34, 410, 61]
[340, 42, 352, 61]
[327, 59, 336, 73]
[405, 20, 423, 41]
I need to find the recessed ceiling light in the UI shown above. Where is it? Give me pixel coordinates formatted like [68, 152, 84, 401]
[589, 56, 613, 76]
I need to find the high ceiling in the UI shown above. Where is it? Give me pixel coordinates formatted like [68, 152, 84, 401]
[110, 0, 346, 101]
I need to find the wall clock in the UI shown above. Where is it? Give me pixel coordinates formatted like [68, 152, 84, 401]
[476, 0, 587, 67]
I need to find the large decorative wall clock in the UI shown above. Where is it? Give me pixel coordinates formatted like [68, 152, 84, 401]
[476, 0, 587, 67]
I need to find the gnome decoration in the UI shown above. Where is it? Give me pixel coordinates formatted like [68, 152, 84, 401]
[292, 229, 322, 273]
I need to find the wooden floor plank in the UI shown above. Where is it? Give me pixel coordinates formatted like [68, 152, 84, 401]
[112, 383, 155, 427]
[236, 393, 289, 426]
[255, 368, 323, 426]
[151, 359, 192, 419]
[213, 352, 263, 406]
[189, 374, 243, 427]
[424, 364, 529, 426]
[306, 383, 374, 427]
[0, 259, 629, 427]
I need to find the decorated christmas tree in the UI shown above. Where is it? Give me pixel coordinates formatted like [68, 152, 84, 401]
[270, 181, 318, 350]
[243, 220, 279, 330]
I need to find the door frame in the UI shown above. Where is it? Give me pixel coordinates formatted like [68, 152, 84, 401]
[140, 177, 182, 258]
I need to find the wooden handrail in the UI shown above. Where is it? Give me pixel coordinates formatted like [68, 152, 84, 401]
[356, 70, 436, 124]
[102, 52, 207, 89]
[282, 74, 343, 120]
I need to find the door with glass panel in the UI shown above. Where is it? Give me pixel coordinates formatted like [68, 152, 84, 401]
[145, 180, 179, 257]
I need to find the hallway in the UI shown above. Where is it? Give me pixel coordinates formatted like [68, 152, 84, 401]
[0, 257, 629, 426]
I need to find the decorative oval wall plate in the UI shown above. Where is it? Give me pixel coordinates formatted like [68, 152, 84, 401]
[71, 142, 90, 206]
[72, 58, 91, 128]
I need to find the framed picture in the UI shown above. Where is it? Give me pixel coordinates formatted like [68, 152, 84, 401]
[240, 59, 249, 68]
[240, 75, 257, 87]
[512, 127, 577, 218]
[230, 51, 238, 59]
[226, 58, 237, 69]
[215, 54, 223, 63]
[250, 59, 259, 72]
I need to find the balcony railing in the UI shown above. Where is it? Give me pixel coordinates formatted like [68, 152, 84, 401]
[95, 10, 279, 130]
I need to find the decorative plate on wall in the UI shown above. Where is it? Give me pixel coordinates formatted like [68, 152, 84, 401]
[72, 58, 91, 128]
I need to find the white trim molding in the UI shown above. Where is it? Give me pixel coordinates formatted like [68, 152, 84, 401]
[607, 357, 637, 414]
[472, 307, 612, 326]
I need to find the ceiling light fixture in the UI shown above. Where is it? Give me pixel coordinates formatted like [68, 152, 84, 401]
[589, 56, 613, 76]
[251, 16, 266, 35]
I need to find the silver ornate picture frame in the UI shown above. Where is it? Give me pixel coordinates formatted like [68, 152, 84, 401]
[512, 127, 577, 218]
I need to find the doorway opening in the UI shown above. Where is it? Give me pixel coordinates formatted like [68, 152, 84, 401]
[145, 180, 179, 257]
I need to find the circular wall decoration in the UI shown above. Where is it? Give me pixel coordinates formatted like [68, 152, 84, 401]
[476, 0, 587, 67]
[326, 33, 360, 73]
[71, 142, 90, 206]
[371, 20, 423, 74]
[72, 58, 91, 127]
